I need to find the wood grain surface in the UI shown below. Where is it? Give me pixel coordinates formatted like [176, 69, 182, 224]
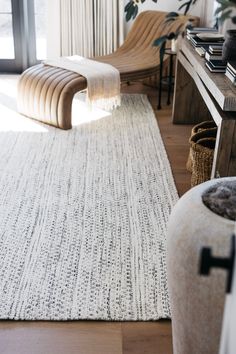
[181, 40, 236, 111]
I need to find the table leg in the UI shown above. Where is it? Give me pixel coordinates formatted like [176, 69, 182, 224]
[172, 57, 211, 124]
[167, 54, 173, 105]
[158, 55, 163, 110]
[212, 119, 236, 178]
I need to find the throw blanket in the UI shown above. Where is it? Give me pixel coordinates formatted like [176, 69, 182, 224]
[44, 56, 121, 110]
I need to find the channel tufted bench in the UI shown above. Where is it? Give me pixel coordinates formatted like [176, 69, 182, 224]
[17, 11, 196, 130]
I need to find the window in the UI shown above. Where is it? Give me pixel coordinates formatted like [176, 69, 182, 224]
[0, 0, 14, 59]
[0, 0, 47, 73]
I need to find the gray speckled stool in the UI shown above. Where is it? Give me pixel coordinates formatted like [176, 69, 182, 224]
[167, 177, 236, 354]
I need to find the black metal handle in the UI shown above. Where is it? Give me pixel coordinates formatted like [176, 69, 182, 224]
[199, 235, 235, 293]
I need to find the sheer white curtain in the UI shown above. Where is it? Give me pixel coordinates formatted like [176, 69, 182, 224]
[58, 0, 124, 58]
[94, 0, 124, 56]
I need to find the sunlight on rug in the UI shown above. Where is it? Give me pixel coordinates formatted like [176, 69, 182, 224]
[72, 93, 111, 126]
[0, 85, 178, 321]
[0, 76, 48, 132]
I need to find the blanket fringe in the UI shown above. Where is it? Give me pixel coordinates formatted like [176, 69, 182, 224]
[87, 95, 121, 111]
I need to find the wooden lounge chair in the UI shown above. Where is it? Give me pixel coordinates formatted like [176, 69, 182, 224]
[17, 11, 196, 130]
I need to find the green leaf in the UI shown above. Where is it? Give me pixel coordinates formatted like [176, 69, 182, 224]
[178, 0, 197, 15]
[125, 5, 135, 22]
[168, 32, 177, 40]
[165, 17, 178, 24]
[179, 2, 191, 15]
[166, 12, 179, 18]
[218, 8, 233, 23]
[124, 1, 133, 12]
[133, 5, 139, 19]
[153, 35, 168, 47]
[125, 1, 140, 21]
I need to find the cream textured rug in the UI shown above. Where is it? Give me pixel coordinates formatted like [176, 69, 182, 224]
[0, 93, 178, 321]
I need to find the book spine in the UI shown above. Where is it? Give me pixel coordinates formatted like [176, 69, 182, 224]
[226, 66, 236, 78]
[225, 70, 236, 84]
[206, 62, 226, 73]
[227, 63, 236, 75]
[205, 52, 222, 61]
[195, 47, 205, 57]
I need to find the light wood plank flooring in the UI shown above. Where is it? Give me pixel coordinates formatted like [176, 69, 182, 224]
[0, 79, 192, 354]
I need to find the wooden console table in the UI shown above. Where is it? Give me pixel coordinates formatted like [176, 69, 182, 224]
[172, 39, 236, 178]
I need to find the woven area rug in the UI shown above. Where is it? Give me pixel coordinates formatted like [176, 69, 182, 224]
[0, 93, 178, 321]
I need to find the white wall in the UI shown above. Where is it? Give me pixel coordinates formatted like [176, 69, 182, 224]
[124, 0, 216, 34]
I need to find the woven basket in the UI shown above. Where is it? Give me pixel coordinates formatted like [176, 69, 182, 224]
[189, 130, 216, 187]
[186, 121, 217, 172]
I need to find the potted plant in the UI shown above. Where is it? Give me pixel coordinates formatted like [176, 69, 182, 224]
[124, 0, 196, 22]
[125, 0, 200, 61]
[125, 0, 236, 61]
[125, 0, 236, 25]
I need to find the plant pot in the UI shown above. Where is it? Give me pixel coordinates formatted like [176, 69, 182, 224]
[222, 30, 236, 62]
[171, 38, 178, 53]
[167, 177, 236, 354]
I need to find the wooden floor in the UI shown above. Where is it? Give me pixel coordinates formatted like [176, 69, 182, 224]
[0, 81, 192, 354]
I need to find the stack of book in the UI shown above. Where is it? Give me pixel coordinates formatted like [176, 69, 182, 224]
[188, 35, 224, 49]
[205, 60, 227, 73]
[187, 27, 224, 54]
[186, 27, 227, 73]
[186, 27, 218, 39]
[225, 62, 236, 85]
[187, 27, 224, 49]
[186, 28, 236, 80]
[205, 45, 223, 61]
[205, 45, 227, 73]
